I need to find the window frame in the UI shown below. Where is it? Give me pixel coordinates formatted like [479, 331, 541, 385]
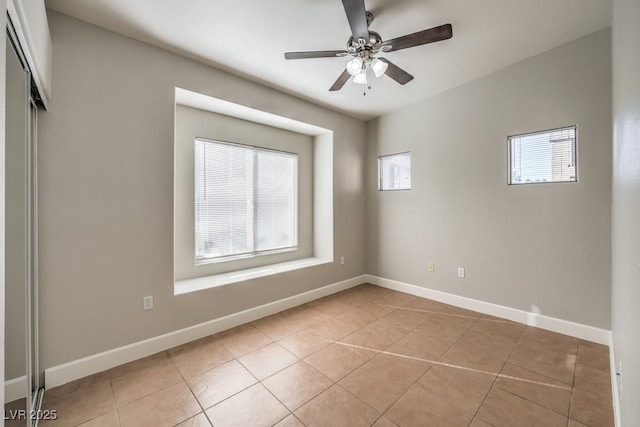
[174, 92, 334, 294]
[194, 137, 299, 265]
[507, 125, 578, 186]
[378, 151, 412, 191]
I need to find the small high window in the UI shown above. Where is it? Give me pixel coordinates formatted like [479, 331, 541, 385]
[508, 126, 577, 185]
[194, 139, 298, 263]
[379, 152, 411, 191]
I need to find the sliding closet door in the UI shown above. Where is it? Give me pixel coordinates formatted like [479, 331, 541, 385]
[28, 98, 42, 398]
[4, 2, 50, 421]
[5, 31, 35, 425]
[5, 32, 29, 394]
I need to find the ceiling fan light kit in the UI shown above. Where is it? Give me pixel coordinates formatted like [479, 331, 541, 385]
[353, 69, 368, 85]
[346, 57, 364, 76]
[284, 0, 453, 94]
[370, 58, 388, 78]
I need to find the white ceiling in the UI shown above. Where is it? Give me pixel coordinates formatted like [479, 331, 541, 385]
[45, 0, 612, 120]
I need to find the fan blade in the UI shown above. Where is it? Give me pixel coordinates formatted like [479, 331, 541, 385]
[329, 69, 351, 91]
[382, 23, 452, 52]
[285, 50, 348, 60]
[378, 58, 413, 85]
[342, 0, 369, 41]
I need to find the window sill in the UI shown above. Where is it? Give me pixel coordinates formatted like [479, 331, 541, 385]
[174, 257, 332, 295]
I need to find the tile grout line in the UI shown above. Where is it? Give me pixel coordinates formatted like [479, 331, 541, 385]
[307, 294, 412, 425]
[274, 302, 392, 425]
[467, 322, 527, 426]
[471, 326, 586, 424]
[110, 351, 184, 426]
[109, 375, 122, 427]
[376, 300, 488, 425]
[45, 286, 612, 426]
[187, 305, 350, 426]
[167, 348, 211, 426]
[363, 313, 436, 426]
[174, 301, 345, 425]
[331, 303, 463, 425]
[329, 337, 575, 392]
[235, 347, 295, 424]
[565, 340, 581, 427]
[265, 294, 387, 426]
[258, 361, 321, 427]
[379, 303, 516, 324]
[326, 304, 486, 425]
[262, 307, 356, 426]
[333, 382, 384, 426]
[499, 330, 581, 421]
[110, 351, 186, 416]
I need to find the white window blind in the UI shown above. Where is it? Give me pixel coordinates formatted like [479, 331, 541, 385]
[508, 126, 577, 185]
[195, 139, 297, 263]
[379, 152, 411, 191]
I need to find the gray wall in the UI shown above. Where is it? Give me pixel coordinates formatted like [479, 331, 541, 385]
[612, 0, 640, 423]
[365, 29, 612, 328]
[37, 11, 366, 369]
[36, 9, 619, 378]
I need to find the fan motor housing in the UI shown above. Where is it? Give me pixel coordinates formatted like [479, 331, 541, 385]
[347, 31, 382, 57]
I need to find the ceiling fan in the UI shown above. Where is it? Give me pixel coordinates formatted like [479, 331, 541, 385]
[284, 0, 453, 92]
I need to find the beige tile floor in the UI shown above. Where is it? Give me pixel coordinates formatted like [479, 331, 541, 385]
[8, 284, 614, 426]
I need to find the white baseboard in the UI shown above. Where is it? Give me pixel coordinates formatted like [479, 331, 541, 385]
[44, 275, 365, 389]
[609, 333, 621, 427]
[365, 275, 611, 345]
[45, 273, 613, 392]
[5, 376, 26, 403]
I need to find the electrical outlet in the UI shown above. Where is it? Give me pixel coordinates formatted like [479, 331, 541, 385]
[428, 263, 435, 272]
[618, 361, 623, 400]
[143, 296, 153, 311]
[340, 256, 345, 265]
[457, 267, 465, 278]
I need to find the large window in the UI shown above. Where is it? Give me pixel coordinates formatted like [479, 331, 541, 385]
[195, 138, 298, 263]
[508, 126, 577, 185]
